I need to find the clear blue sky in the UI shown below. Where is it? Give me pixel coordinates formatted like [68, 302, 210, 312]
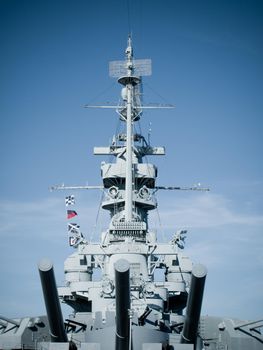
[0, 0, 262, 320]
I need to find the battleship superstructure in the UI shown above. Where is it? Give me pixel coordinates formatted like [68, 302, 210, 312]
[0, 38, 262, 350]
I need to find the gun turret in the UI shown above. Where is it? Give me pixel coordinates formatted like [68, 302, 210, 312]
[181, 263, 207, 346]
[38, 258, 68, 343]
[114, 259, 131, 350]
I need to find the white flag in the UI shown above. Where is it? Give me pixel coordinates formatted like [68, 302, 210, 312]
[69, 236, 77, 246]
[65, 195, 75, 206]
[68, 223, 80, 233]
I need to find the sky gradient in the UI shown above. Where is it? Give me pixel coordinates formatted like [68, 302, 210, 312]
[0, 0, 263, 320]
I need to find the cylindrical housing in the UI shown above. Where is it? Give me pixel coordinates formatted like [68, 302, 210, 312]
[181, 263, 207, 345]
[65, 253, 92, 284]
[115, 259, 130, 350]
[38, 258, 68, 342]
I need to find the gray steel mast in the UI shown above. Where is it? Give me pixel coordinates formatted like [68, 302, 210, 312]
[115, 36, 149, 223]
[122, 37, 134, 222]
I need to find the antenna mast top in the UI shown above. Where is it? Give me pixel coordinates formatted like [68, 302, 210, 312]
[109, 37, 151, 79]
[126, 36, 133, 58]
[125, 35, 133, 76]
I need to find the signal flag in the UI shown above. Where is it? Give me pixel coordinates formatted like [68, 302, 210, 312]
[67, 210, 78, 219]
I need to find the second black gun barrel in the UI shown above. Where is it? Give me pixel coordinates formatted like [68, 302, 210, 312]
[181, 263, 207, 344]
[38, 258, 68, 342]
[115, 259, 130, 350]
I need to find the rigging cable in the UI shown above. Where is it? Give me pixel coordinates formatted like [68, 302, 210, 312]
[85, 81, 116, 105]
[155, 205, 167, 243]
[144, 80, 174, 106]
[90, 190, 104, 243]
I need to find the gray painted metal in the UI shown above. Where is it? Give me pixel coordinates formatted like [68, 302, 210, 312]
[0, 315, 50, 349]
[200, 316, 263, 349]
[38, 258, 68, 343]
[1, 36, 262, 350]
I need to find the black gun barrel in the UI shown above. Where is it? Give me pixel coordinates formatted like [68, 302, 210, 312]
[38, 258, 68, 342]
[181, 263, 207, 345]
[114, 259, 130, 350]
[0, 315, 20, 327]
